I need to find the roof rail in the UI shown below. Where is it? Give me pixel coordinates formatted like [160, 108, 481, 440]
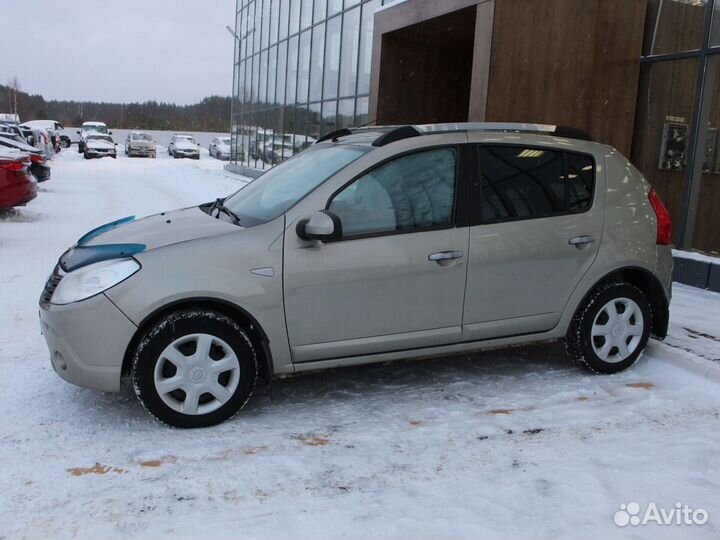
[415, 122, 592, 140]
[315, 128, 353, 144]
[372, 125, 421, 147]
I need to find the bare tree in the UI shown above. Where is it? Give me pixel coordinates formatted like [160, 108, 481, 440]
[7, 77, 21, 116]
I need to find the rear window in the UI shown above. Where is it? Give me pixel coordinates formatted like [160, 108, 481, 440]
[476, 145, 595, 224]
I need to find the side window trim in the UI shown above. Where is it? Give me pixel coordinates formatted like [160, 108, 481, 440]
[323, 145, 464, 243]
[471, 143, 597, 227]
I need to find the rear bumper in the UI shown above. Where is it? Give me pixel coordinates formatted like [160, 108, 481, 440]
[656, 245, 673, 302]
[39, 293, 137, 392]
[0, 176, 37, 208]
[31, 163, 51, 182]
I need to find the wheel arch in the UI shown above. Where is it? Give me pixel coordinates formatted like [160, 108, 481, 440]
[122, 297, 274, 382]
[570, 266, 669, 340]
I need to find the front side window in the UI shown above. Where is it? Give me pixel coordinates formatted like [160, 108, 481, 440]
[477, 146, 595, 223]
[329, 148, 457, 238]
[223, 145, 370, 226]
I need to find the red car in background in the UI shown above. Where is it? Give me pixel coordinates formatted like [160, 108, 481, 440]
[0, 151, 37, 209]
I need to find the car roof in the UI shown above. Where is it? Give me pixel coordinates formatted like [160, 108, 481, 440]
[317, 123, 596, 149]
[82, 121, 107, 126]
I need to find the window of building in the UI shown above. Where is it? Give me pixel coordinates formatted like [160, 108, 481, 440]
[324, 15, 342, 99]
[339, 7, 361, 98]
[329, 148, 457, 237]
[477, 146, 594, 223]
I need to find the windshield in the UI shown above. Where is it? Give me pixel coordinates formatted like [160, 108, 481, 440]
[132, 133, 152, 141]
[223, 145, 370, 226]
[220, 137, 231, 144]
[177, 136, 195, 143]
[83, 125, 108, 134]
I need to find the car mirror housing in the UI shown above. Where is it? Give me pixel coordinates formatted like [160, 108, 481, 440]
[296, 210, 342, 242]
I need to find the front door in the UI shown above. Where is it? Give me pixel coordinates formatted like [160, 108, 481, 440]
[462, 141, 605, 340]
[283, 146, 469, 363]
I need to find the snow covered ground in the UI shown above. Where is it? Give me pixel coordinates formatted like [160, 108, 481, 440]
[1, 149, 720, 540]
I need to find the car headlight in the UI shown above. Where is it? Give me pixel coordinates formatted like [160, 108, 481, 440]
[50, 258, 140, 305]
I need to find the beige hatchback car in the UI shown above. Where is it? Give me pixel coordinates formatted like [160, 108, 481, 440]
[39, 123, 673, 427]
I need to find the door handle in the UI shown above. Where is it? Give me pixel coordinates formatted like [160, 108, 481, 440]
[428, 250, 464, 262]
[568, 235, 596, 248]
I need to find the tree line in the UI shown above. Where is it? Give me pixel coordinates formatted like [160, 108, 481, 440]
[1, 83, 231, 132]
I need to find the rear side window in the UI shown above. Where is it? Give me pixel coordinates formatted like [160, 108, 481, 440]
[565, 152, 594, 211]
[477, 146, 595, 224]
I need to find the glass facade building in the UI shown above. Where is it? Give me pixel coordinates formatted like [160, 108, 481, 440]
[230, 0, 393, 172]
[633, 0, 720, 253]
[231, 0, 720, 254]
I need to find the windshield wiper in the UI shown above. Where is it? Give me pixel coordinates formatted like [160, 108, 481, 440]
[210, 198, 242, 225]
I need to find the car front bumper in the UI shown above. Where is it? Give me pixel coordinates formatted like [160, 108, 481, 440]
[39, 293, 137, 392]
[87, 149, 117, 157]
[128, 147, 156, 156]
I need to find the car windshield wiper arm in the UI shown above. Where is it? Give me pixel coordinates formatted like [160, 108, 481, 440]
[210, 198, 241, 225]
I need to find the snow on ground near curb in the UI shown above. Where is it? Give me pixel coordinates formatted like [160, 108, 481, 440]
[1, 151, 720, 540]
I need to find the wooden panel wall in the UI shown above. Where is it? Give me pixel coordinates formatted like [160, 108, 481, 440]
[693, 60, 720, 253]
[632, 1, 715, 250]
[484, 0, 647, 157]
[375, 7, 477, 124]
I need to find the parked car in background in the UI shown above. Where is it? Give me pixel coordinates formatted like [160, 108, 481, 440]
[21, 120, 72, 149]
[125, 132, 156, 158]
[15, 125, 55, 160]
[0, 113, 20, 126]
[78, 121, 110, 153]
[0, 149, 37, 208]
[209, 136, 231, 160]
[0, 130, 51, 182]
[38, 123, 673, 428]
[168, 134, 200, 159]
[249, 128, 273, 160]
[83, 133, 117, 159]
[263, 140, 295, 164]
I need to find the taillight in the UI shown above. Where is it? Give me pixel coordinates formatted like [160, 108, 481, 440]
[30, 153, 44, 164]
[0, 161, 26, 172]
[648, 188, 672, 245]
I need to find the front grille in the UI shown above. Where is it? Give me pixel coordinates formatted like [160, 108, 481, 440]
[41, 266, 65, 303]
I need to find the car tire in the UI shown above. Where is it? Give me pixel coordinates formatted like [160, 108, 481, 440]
[132, 309, 258, 428]
[83, 151, 90, 159]
[565, 282, 652, 374]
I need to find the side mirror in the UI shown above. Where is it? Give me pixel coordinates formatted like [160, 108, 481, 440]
[76, 130, 81, 134]
[26, 136, 34, 145]
[296, 210, 342, 242]
[109, 131, 113, 135]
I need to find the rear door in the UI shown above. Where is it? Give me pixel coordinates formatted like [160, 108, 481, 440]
[462, 138, 605, 340]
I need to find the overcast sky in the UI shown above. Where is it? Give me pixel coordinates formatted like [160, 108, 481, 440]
[0, 1, 235, 105]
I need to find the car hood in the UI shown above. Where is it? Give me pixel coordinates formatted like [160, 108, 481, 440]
[82, 206, 239, 251]
[87, 139, 115, 149]
[174, 140, 198, 150]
